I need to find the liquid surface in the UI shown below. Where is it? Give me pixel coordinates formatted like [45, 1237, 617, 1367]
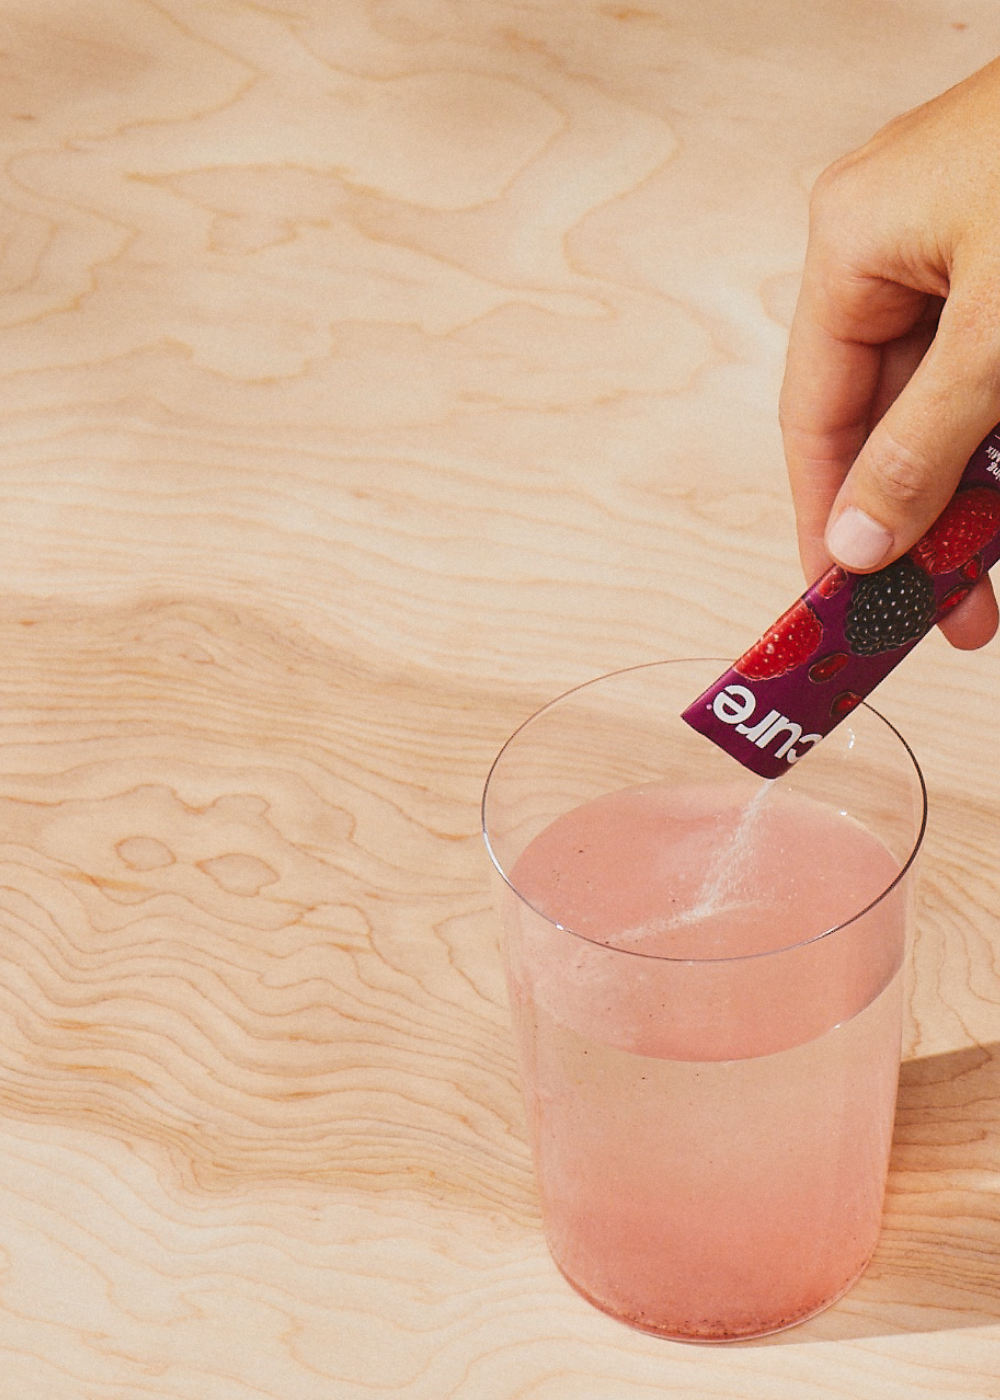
[511, 779, 902, 960]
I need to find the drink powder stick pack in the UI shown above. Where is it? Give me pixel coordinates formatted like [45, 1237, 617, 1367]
[683, 424, 1000, 780]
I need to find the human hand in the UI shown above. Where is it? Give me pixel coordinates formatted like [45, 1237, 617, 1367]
[779, 57, 1000, 649]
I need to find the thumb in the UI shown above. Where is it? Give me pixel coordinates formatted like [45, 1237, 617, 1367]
[825, 297, 1000, 573]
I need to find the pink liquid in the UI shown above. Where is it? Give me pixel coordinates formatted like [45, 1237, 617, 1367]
[504, 782, 907, 1340]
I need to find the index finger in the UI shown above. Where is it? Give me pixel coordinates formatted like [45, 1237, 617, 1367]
[779, 309, 881, 581]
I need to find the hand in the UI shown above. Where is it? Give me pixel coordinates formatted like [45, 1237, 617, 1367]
[779, 58, 1000, 649]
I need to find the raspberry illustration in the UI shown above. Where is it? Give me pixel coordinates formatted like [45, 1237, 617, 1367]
[961, 555, 984, 582]
[735, 598, 823, 681]
[830, 691, 863, 719]
[845, 556, 936, 656]
[940, 583, 972, 613]
[809, 652, 849, 683]
[910, 486, 1000, 575]
[816, 565, 848, 599]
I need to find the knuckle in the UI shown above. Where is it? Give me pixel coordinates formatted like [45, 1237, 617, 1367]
[808, 157, 844, 207]
[866, 435, 931, 510]
[776, 387, 795, 434]
[808, 153, 862, 225]
[806, 162, 874, 275]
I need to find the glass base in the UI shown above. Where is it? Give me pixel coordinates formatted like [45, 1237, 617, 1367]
[553, 1248, 876, 1344]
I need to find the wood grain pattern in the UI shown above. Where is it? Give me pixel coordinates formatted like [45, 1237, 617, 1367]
[1, 1, 1000, 1395]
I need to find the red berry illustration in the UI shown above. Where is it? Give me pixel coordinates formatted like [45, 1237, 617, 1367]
[961, 554, 984, 582]
[809, 651, 849, 683]
[735, 599, 823, 681]
[816, 566, 848, 598]
[910, 486, 1000, 575]
[830, 691, 863, 719]
[940, 583, 973, 613]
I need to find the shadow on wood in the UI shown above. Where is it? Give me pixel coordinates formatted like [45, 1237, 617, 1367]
[761, 1040, 1000, 1344]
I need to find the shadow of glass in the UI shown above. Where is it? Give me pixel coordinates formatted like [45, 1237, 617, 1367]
[761, 1041, 1000, 1344]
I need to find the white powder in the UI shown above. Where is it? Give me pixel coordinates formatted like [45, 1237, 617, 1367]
[611, 781, 774, 947]
[682, 780, 772, 922]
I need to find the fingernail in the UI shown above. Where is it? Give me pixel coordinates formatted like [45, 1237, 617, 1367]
[826, 506, 894, 571]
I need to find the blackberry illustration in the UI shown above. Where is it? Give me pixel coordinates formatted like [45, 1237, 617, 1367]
[845, 557, 936, 656]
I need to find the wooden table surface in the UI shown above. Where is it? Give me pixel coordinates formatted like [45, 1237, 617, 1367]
[3, 2, 1000, 1395]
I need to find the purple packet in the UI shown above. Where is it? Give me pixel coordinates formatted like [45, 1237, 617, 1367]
[683, 425, 1000, 779]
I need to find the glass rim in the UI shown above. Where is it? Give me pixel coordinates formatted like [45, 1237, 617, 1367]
[481, 658, 928, 965]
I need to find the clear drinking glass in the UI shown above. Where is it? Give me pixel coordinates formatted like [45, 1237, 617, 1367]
[482, 659, 926, 1342]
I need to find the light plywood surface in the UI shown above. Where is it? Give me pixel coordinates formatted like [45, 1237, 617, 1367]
[1, 2, 1000, 1395]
